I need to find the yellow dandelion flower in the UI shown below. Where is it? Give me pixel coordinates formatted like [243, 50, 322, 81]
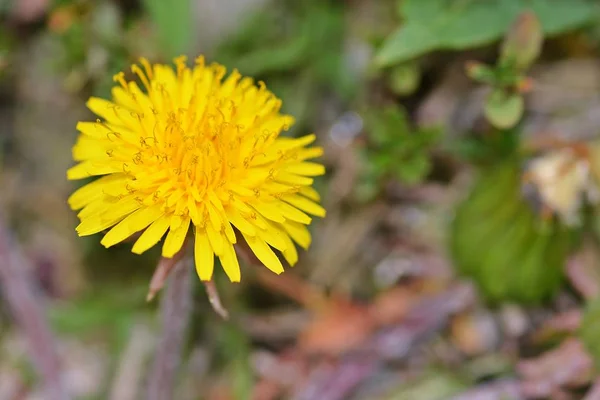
[67, 56, 325, 282]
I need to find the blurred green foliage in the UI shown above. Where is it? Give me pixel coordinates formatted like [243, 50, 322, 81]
[48, 284, 151, 337]
[50, 1, 131, 96]
[216, 323, 254, 400]
[356, 105, 439, 201]
[381, 369, 467, 400]
[483, 89, 525, 129]
[214, 0, 355, 130]
[142, 0, 192, 58]
[387, 61, 422, 96]
[451, 161, 574, 304]
[468, 11, 543, 129]
[376, 0, 597, 67]
[580, 296, 600, 370]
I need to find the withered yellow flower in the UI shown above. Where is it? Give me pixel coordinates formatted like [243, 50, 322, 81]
[67, 56, 325, 282]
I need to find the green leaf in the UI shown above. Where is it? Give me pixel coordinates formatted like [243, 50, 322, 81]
[484, 89, 524, 129]
[90, 1, 122, 46]
[389, 62, 422, 95]
[580, 297, 600, 369]
[376, 0, 597, 67]
[450, 161, 573, 304]
[217, 324, 254, 400]
[360, 105, 439, 189]
[143, 0, 192, 57]
[465, 61, 497, 84]
[393, 155, 431, 185]
[364, 106, 407, 145]
[500, 11, 543, 70]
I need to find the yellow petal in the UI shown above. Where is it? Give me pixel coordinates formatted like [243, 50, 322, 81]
[101, 205, 163, 248]
[284, 162, 325, 176]
[76, 198, 140, 236]
[206, 195, 236, 243]
[243, 233, 283, 274]
[276, 202, 312, 224]
[112, 86, 141, 112]
[170, 214, 183, 230]
[299, 186, 320, 202]
[225, 207, 256, 236]
[76, 121, 112, 140]
[194, 227, 214, 281]
[166, 189, 185, 208]
[282, 221, 311, 249]
[251, 202, 285, 223]
[188, 196, 200, 225]
[68, 174, 128, 210]
[162, 216, 191, 257]
[77, 196, 119, 219]
[281, 233, 298, 266]
[296, 147, 324, 161]
[273, 134, 316, 151]
[262, 182, 293, 195]
[231, 196, 253, 214]
[67, 161, 123, 180]
[206, 201, 224, 233]
[275, 171, 313, 186]
[86, 97, 137, 129]
[206, 223, 224, 255]
[223, 219, 237, 244]
[256, 220, 288, 252]
[132, 215, 170, 254]
[72, 136, 116, 161]
[281, 194, 326, 217]
[230, 184, 255, 198]
[219, 243, 241, 282]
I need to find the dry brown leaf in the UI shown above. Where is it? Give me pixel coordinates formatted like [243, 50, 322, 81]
[518, 338, 594, 398]
[369, 286, 416, 326]
[298, 299, 374, 356]
[530, 310, 582, 344]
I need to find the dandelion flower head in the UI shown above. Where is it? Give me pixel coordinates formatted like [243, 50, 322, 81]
[67, 56, 325, 282]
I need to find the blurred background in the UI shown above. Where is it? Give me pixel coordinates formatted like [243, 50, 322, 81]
[3, 0, 600, 399]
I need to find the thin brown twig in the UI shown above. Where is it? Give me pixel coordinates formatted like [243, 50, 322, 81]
[203, 280, 229, 320]
[146, 254, 193, 400]
[146, 248, 186, 302]
[0, 218, 70, 400]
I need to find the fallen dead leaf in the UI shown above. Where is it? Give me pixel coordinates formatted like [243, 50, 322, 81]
[368, 283, 476, 360]
[518, 338, 594, 398]
[291, 358, 377, 400]
[298, 299, 374, 356]
[369, 285, 419, 326]
[530, 310, 582, 344]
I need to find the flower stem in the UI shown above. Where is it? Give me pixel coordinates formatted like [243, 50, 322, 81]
[146, 255, 193, 400]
